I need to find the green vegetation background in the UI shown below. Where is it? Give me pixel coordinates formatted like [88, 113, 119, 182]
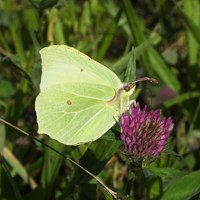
[0, 0, 200, 199]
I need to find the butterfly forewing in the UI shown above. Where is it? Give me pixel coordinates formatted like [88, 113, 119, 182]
[40, 45, 121, 91]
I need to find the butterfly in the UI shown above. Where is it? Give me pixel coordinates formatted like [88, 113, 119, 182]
[35, 45, 157, 145]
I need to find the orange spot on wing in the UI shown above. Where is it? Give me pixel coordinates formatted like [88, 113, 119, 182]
[67, 100, 72, 105]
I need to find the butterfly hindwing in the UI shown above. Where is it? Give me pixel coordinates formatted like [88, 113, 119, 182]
[36, 83, 116, 145]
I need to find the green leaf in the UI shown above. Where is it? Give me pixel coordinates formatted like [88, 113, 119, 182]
[125, 47, 136, 82]
[23, 8, 39, 32]
[2, 147, 29, 184]
[148, 47, 181, 92]
[0, 159, 23, 200]
[183, 0, 200, 66]
[0, 79, 15, 98]
[0, 124, 5, 153]
[144, 167, 185, 179]
[54, 18, 66, 44]
[122, 0, 152, 75]
[41, 138, 66, 199]
[161, 170, 200, 200]
[96, 10, 121, 62]
[163, 91, 200, 108]
[177, 1, 200, 45]
[110, 41, 151, 77]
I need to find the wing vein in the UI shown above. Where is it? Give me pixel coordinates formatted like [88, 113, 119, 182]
[57, 88, 115, 101]
[63, 106, 106, 141]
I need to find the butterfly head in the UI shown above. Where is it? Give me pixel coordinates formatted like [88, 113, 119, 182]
[111, 77, 158, 119]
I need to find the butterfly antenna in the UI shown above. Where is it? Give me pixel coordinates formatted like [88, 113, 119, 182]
[123, 77, 158, 92]
[130, 77, 158, 84]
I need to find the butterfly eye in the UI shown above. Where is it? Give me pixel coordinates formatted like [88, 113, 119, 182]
[124, 85, 131, 92]
[122, 83, 134, 92]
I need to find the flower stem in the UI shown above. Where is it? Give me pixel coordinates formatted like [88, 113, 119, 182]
[131, 159, 146, 199]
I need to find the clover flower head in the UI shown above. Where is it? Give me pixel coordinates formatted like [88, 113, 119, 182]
[120, 103, 174, 161]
